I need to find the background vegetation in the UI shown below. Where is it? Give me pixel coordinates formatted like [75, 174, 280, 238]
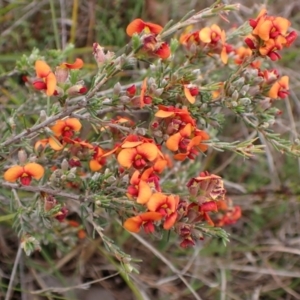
[1, 0, 300, 299]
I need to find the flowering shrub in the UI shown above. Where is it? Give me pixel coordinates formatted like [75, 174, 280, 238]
[0, 3, 298, 274]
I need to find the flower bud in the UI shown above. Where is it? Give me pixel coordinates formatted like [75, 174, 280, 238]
[44, 194, 57, 211]
[93, 43, 114, 65]
[239, 97, 251, 105]
[67, 172, 76, 180]
[135, 127, 147, 136]
[232, 90, 239, 101]
[18, 150, 27, 165]
[40, 110, 48, 122]
[61, 159, 69, 171]
[113, 82, 122, 95]
[102, 98, 112, 105]
[154, 88, 164, 97]
[55, 66, 69, 83]
[233, 77, 245, 88]
[67, 85, 88, 96]
[240, 84, 250, 95]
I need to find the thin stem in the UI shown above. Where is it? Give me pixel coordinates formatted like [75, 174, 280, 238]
[5, 245, 22, 300]
[49, 0, 61, 49]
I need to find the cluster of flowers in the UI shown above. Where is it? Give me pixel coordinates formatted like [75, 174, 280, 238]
[24, 58, 87, 96]
[5, 9, 295, 248]
[238, 9, 296, 100]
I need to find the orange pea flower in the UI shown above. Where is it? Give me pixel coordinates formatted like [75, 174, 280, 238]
[126, 19, 163, 36]
[234, 46, 252, 64]
[259, 35, 286, 61]
[127, 169, 157, 204]
[166, 123, 193, 152]
[35, 137, 64, 151]
[35, 60, 57, 96]
[147, 193, 179, 230]
[184, 85, 199, 104]
[155, 105, 196, 130]
[123, 211, 163, 233]
[140, 35, 171, 60]
[117, 140, 160, 169]
[199, 24, 228, 64]
[173, 129, 209, 161]
[4, 163, 44, 185]
[180, 31, 201, 47]
[249, 8, 267, 29]
[50, 118, 82, 139]
[268, 76, 289, 99]
[89, 146, 106, 172]
[216, 206, 242, 227]
[253, 15, 290, 41]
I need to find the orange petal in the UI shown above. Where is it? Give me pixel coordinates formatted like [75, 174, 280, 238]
[257, 19, 273, 41]
[166, 132, 181, 152]
[35, 60, 52, 78]
[166, 195, 179, 212]
[130, 170, 141, 185]
[199, 27, 212, 43]
[221, 47, 228, 64]
[126, 19, 146, 36]
[136, 143, 158, 162]
[155, 43, 171, 59]
[65, 118, 82, 132]
[122, 141, 143, 148]
[126, 19, 163, 36]
[180, 123, 192, 137]
[45, 72, 57, 96]
[137, 180, 152, 204]
[4, 165, 24, 182]
[50, 120, 66, 137]
[155, 110, 174, 118]
[174, 153, 187, 161]
[139, 211, 163, 221]
[279, 76, 289, 89]
[274, 17, 290, 35]
[117, 148, 137, 168]
[24, 163, 44, 180]
[35, 139, 49, 151]
[164, 212, 178, 230]
[145, 22, 163, 35]
[184, 86, 195, 104]
[124, 216, 143, 232]
[89, 159, 103, 172]
[147, 192, 166, 212]
[268, 82, 280, 99]
[153, 158, 167, 173]
[62, 58, 84, 69]
[48, 137, 64, 150]
[211, 24, 222, 36]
